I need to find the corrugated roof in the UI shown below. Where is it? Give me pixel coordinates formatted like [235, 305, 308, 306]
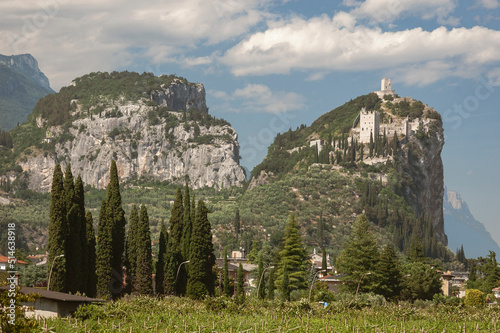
[0, 286, 103, 302]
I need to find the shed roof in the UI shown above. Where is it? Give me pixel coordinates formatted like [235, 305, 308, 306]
[0, 286, 103, 303]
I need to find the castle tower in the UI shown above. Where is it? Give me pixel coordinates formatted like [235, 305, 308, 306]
[359, 108, 380, 143]
[375, 77, 396, 98]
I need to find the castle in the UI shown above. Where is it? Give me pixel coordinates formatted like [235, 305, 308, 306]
[359, 108, 379, 143]
[374, 77, 396, 99]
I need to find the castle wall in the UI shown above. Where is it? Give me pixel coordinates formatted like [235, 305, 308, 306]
[359, 110, 379, 143]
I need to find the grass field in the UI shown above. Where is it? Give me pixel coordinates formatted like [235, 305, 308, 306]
[35, 296, 500, 333]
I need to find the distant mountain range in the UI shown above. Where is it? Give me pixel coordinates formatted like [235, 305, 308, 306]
[444, 187, 500, 258]
[0, 54, 54, 131]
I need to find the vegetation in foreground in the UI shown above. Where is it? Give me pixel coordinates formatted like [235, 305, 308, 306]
[34, 295, 500, 333]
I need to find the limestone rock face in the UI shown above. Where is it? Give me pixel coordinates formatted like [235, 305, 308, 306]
[398, 117, 446, 244]
[18, 82, 246, 191]
[0, 54, 52, 90]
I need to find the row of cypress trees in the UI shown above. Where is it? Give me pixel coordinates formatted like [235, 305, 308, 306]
[47, 164, 97, 296]
[48, 160, 216, 300]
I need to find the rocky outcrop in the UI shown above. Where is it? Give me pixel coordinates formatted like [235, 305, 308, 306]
[150, 80, 208, 113]
[17, 81, 246, 191]
[398, 117, 446, 244]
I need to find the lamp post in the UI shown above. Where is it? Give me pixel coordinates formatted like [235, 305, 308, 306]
[175, 260, 190, 285]
[257, 266, 274, 299]
[47, 254, 64, 291]
[308, 269, 323, 303]
[355, 272, 371, 297]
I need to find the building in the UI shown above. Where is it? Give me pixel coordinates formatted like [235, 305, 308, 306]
[359, 108, 380, 144]
[0, 254, 29, 270]
[0, 286, 103, 318]
[215, 255, 258, 295]
[374, 77, 396, 98]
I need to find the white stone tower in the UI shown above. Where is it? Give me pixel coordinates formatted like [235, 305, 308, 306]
[375, 77, 396, 98]
[381, 77, 391, 91]
[359, 108, 380, 143]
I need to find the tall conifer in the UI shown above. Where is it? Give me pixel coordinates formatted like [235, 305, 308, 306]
[155, 219, 167, 294]
[96, 200, 112, 298]
[237, 263, 245, 302]
[74, 175, 87, 293]
[223, 246, 231, 297]
[164, 188, 185, 295]
[85, 211, 97, 297]
[186, 200, 216, 299]
[125, 205, 140, 286]
[106, 160, 126, 296]
[48, 164, 67, 292]
[181, 183, 192, 260]
[134, 205, 153, 294]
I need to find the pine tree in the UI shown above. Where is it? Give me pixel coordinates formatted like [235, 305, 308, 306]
[164, 188, 185, 295]
[85, 211, 97, 298]
[134, 205, 153, 294]
[48, 164, 67, 292]
[336, 214, 380, 293]
[106, 160, 127, 297]
[186, 200, 216, 299]
[155, 219, 167, 295]
[276, 214, 309, 293]
[125, 205, 140, 288]
[376, 244, 402, 300]
[223, 246, 231, 297]
[237, 263, 245, 302]
[96, 200, 112, 298]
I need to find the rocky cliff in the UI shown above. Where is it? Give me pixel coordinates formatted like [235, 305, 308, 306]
[10, 72, 246, 191]
[0, 54, 54, 130]
[444, 188, 500, 258]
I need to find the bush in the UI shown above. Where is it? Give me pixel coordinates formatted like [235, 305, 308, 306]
[465, 289, 484, 307]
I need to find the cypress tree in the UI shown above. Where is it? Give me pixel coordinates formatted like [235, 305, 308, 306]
[186, 200, 216, 299]
[280, 262, 290, 301]
[317, 213, 324, 248]
[276, 214, 309, 293]
[181, 182, 192, 260]
[75, 175, 87, 294]
[237, 263, 245, 302]
[48, 164, 67, 292]
[322, 248, 327, 274]
[134, 205, 153, 295]
[106, 160, 127, 297]
[96, 199, 112, 298]
[125, 205, 139, 288]
[267, 268, 275, 300]
[392, 132, 398, 155]
[257, 251, 265, 299]
[155, 219, 167, 295]
[164, 188, 185, 295]
[223, 246, 231, 297]
[234, 208, 241, 240]
[64, 164, 82, 293]
[85, 211, 97, 298]
[369, 132, 374, 157]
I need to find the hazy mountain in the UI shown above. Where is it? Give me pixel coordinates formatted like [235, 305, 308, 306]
[0, 54, 54, 131]
[444, 187, 500, 258]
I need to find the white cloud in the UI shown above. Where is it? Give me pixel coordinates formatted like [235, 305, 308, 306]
[476, 0, 500, 9]
[211, 83, 306, 114]
[344, 0, 458, 25]
[222, 15, 500, 86]
[0, 0, 272, 89]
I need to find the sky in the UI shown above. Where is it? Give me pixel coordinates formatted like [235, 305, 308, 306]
[1, 0, 499, 250]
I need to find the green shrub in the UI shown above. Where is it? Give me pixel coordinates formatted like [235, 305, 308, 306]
[465, 289, 484, 307]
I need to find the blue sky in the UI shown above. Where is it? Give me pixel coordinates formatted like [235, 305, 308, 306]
[1, 0, 499, 250]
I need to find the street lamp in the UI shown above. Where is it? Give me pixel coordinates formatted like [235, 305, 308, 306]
[257, 266, 274, 299]
[355, 272, 371, 297]
[308, 269, 323, 303]
[47, 254, 64, 291]
[175, 260, 190, 285]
